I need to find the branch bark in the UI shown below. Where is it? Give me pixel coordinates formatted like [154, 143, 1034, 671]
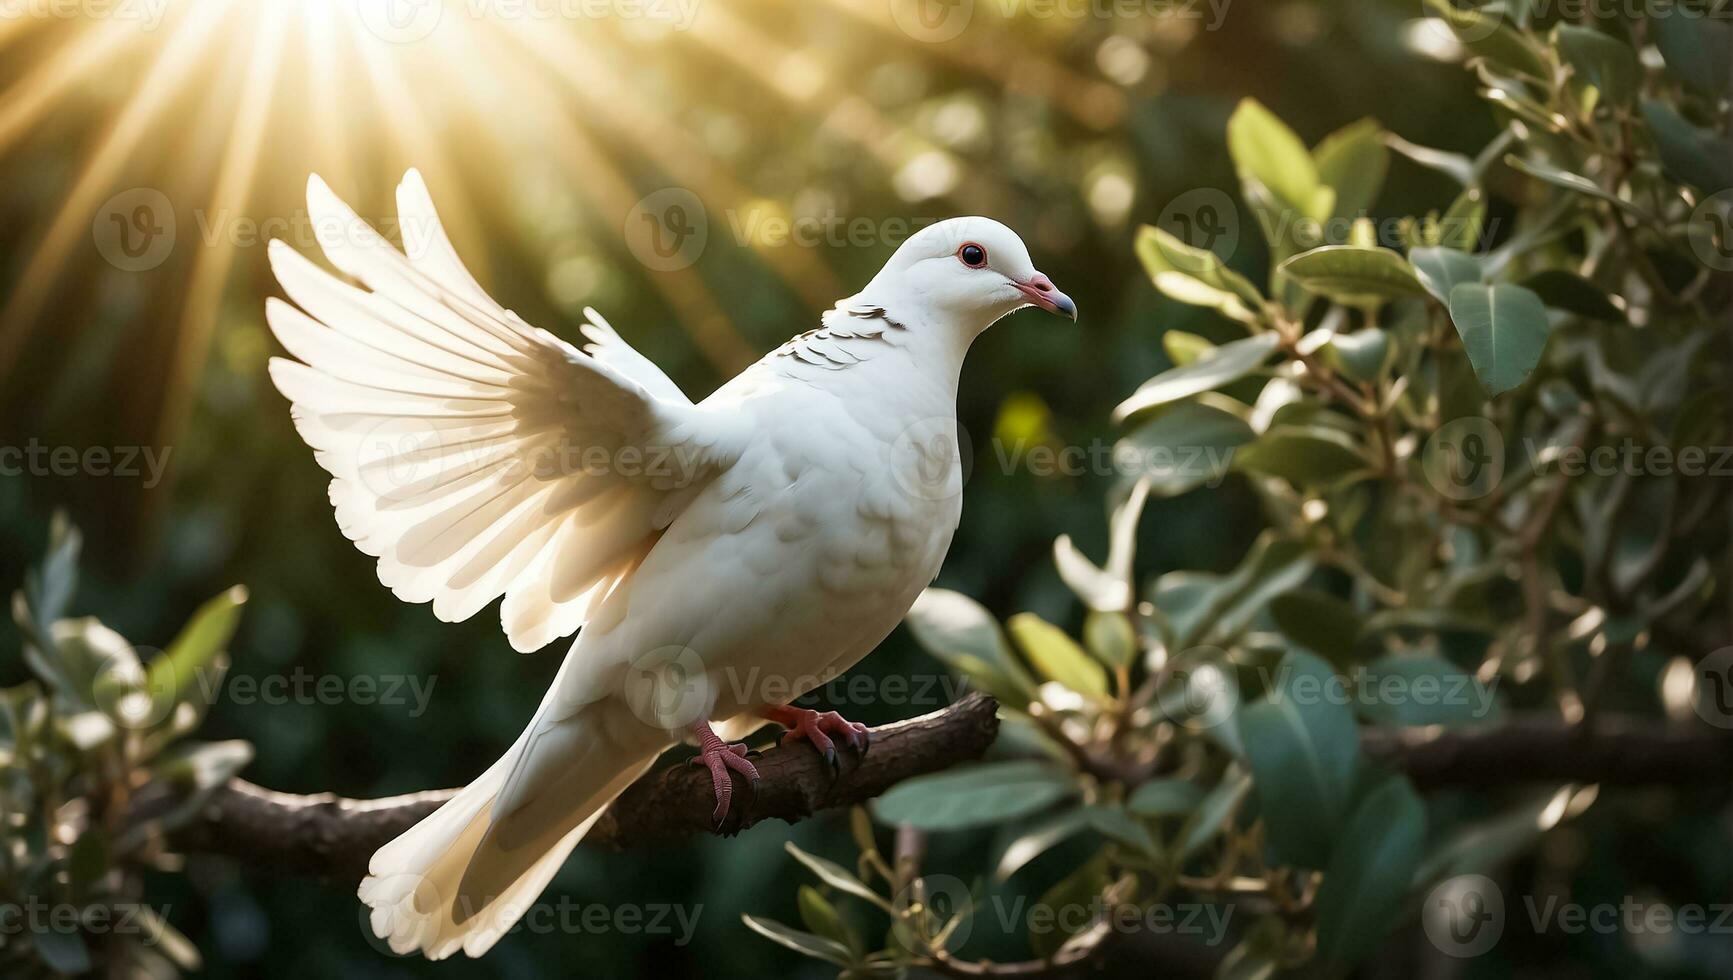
[155, 705, 1729, 887]
[157, 693, 1000, 881]
[1362, 713, 1732, 789]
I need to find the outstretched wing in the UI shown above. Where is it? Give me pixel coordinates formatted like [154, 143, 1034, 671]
[267, 171, 739, 652]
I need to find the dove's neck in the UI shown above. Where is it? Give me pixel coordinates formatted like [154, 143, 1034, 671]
[847, 286, 993, 370]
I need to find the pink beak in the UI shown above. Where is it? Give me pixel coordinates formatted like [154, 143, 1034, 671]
[1014, 273, 1077, 320]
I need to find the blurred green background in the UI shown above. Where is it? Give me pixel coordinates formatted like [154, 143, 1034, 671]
[0, 1, 1715, 977]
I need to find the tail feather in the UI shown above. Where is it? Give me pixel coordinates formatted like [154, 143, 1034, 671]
[359, 733, 660, 959]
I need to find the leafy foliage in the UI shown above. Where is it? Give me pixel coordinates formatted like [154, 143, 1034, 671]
[754, 5, 1729, 976]
[2, 516, 248, 977]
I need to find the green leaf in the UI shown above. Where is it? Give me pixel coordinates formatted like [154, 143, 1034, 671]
[1243, 180, 1325, 300]
[23, 512, 81, 632]
[949, 654, 1036, 709]
[1174, 766, 1251, 862]
[150, 585, 247, 727]
[1135, 224, 1264, 319]
[1423, 0, 1550, 79]
[1114, 399, 1254, 497]
[1325, 328, 1391, 381]
[1652, 5, 1732, 95]
[1314, 118, 1388, 221]
[1162, 330, 1214, 367]
[1447, 282, 1552, 396]
[1009, 613, 1108, 695]
[873, 760, 1078, 831]
[1409, 246, 1484, 305]
[1234, 426, 1371, 488]
[1238, 650, 1362, 868]
[1152, 273, 1258, 323]
[1052, 536, 1125, 615]
[1127, 778, 1206, 816]
[997, 806, 1094, 880]
[1228, 99, 1327, 221]
[16, 515, 83, 694]
[1181, 534, 1317, 647]
[1640, 100, 1733, 193]
[1153, 660, 1242, 754]
[1278, 246, 1426, 305]
[1386, 134, 1476, 186]
[906, 590, 1033, 689]
[1269, 589, 1364, 667]
[785, 842, 888, 910]
[1555, 25, 1639, 107]
[1083, 612, 1136, 669]
[797, 885, 858, 955]
[1084, 804, 1160, 857]
[1113, 333, 1281, 423]
[52, 617, 141, 713]
[1356, 654, 1502, 727]
[1505, 155, 1653, 218]
[1520, 270, 1623, 321]
[742, 915, 853, 966]
[1313, 775, 1427, 969]
[1436, 186, 1487, 251]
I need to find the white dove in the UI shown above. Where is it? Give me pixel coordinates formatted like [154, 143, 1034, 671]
[265, 171, 1075, 959]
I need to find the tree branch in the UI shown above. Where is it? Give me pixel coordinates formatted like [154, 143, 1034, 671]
[1361, 714, 1732, 789]
[150, 704, 1728, 887]
[156, 693, 1001, 881]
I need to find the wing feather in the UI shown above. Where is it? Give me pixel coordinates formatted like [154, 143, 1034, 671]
[268, 171, 739, 651]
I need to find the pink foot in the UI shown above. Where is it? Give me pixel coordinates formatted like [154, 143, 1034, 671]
[761, 705, 870, 773]
[690, 720, 759, 827]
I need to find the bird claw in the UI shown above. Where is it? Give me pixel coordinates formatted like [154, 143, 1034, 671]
[770, 708, 871, 777]
[691, 736, 759, 828]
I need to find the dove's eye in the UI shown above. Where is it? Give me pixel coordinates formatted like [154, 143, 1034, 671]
[957, 243, 988, 268]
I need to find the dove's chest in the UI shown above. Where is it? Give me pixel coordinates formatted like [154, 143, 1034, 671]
[664, 355, 964, 701]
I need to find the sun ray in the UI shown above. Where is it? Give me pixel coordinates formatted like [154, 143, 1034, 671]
[299, 0, 358, 184]
[824, 0, 1126, 131]
[684, 2, 1010, 216]
[156, 0, 291, 452]
[501, 23, 845, 312]
[0, 20, 147, 159]
[467, 22, 758, 373]
[348, 22, 490, 285]
[0, 0, 235, 382]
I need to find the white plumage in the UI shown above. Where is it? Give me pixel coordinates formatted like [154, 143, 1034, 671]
[267, 171, 1075, 959]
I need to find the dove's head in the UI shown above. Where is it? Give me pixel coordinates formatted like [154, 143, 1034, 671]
[862, 217, 1076, 331]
